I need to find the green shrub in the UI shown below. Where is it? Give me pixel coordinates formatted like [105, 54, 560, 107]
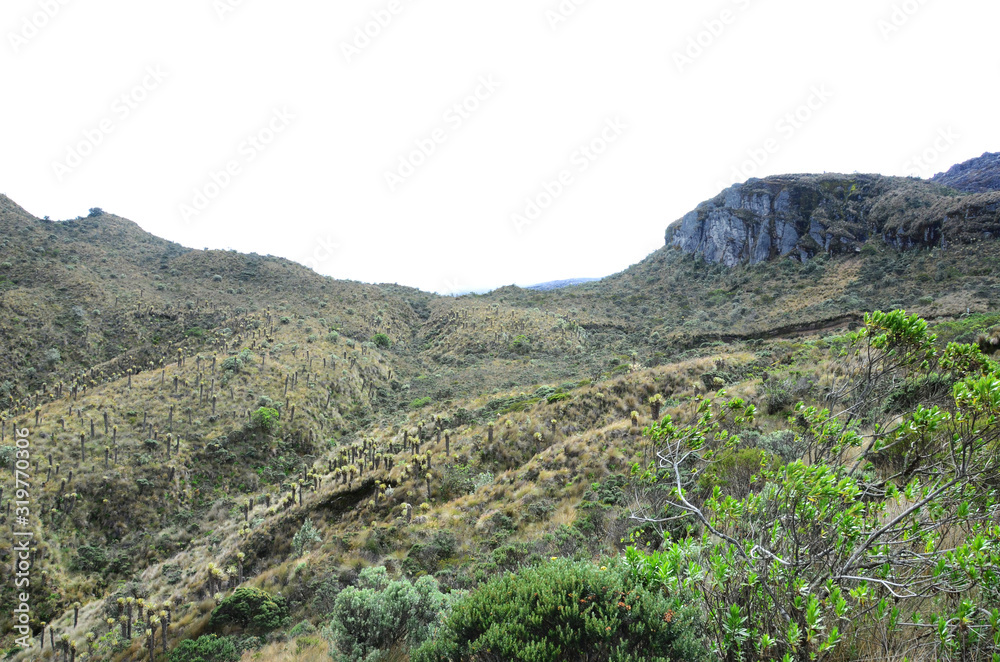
[696, 448, 766, 499]
[288, 620, 317, 638]
[210, 587, 289, 634]
[323, 566, 450, 662]
[509, 334, 531, 355]
[292, 519, 322, 556]
[412, 558, 708, 662]
[409, 397, 433, 410]
[74, 545, 108, 573]
[169, 634, 239, 662]
[0, 445, 15, 469]
[250, 407, 280, 434]
[741, 429, 803, 463]
[371, 333, 392, 349]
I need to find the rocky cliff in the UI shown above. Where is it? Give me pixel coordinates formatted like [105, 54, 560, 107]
[665, 172, 1000, 267]
[932, 152, 1000, 193]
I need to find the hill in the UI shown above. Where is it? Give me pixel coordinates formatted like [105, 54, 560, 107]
[932, 150, 1000, 193]
[0, 154, 999, 661]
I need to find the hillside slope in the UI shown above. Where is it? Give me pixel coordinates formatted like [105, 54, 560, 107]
[1, 154, 999, 659]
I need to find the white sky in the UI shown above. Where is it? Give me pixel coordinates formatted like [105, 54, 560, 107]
[2, 0, 998, 294]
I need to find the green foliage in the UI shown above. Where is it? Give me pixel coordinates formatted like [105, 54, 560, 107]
[409, 397, 433, 410]
[509, 334, 531, 355]
[74, 545, 108, 573]
[250, 407, 280, 434]
[412, 558, 708, 662]
[323, 566, 450, 662]
[169, 634, 240, 662]
[627, 311, 1000, 661]
[210, 587, 289, 634]
[288, 620, 317, 637]
[221, 348, 254, 374]
[292, 519, 322, 556]
[371, 333, 392, 349]
[739, 429, 802, 463]
[0, 445, 15, 469]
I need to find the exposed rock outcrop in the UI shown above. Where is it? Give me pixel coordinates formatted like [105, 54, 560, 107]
[932, 152, 1000, 193]
[665, 173, 1000, 267]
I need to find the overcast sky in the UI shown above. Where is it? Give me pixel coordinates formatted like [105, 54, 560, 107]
[2, 0, 997, 294]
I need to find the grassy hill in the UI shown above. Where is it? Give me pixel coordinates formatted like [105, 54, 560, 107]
[1, 164, 999, 661]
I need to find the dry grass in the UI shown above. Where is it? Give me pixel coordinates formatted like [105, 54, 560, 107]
[239, 637, 331, 661]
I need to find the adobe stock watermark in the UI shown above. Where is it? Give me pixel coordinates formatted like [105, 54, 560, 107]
[300, 234, 342, 272]
[511, 116, 627, 234]
[8, 0, 72, 54]
[51, 65, 168, 183]
[545, 0, 590, 31]
[877, 0, 930, 40]
[213, 0, 249, 21]
[713, 84, 834, 191]
[341, 0, 416, 64]
[10, 426, 34, 649]
[384, 75, 501, 192]
[178, 107, 295, 224]
[672, 0, 755, 74]
[901, 127, 959, 178]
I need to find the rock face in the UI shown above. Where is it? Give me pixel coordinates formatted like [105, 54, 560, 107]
[665, 175, 879, 267]
[665, 172, 1000, 267]
[932, 152, 1000, 193]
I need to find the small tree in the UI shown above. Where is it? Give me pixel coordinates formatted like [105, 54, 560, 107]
[292, 519, 321, 556]
[324, 567, 450, 662]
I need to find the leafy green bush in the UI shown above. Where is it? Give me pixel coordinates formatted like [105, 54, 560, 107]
[250, 407, 280, 434]
[169, 634, 239, 662]
[210, 587, 289, 634]
[409, 397, 433, 410]
[0, 445, 15, 469]
[412, 558, 708, 662]
[292, 519, 322, 556]
[371, 333, 392, 349]
[220, 348, 254, 374]
[323, 566, 450, 662]
[74, 545, 108, 572]
[288, 619, 317, 638]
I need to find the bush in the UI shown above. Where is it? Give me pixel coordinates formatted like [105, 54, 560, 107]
[412, 558, 708, 662]
[0, 445, 15, 469]
[44, 348, 61, 365]
[169, 634, 239, 662]
[74, 545, 108, 572]
[323, 566, 450, 662]
[741, 429, 803, 463]
[509, 334, 531, 355]
[210, 587, 289, 634]
[292, 519, 322, 556]
[250, 407, 280, 434]
[409, 397, 433, 410]
[696, 448, 766, 499]
[371, 333, 392, 349]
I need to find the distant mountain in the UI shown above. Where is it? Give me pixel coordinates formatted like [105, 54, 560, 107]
[932, 151, 1000, 193]
[525, 278, 600, 291]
